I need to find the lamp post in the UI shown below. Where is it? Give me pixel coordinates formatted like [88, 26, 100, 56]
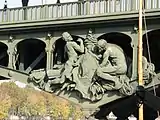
[57, 0, 60, 3]
[4, 0, 7, 9]
[22, 0, 29, 7]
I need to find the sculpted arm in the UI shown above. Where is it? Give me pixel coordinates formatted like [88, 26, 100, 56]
[72, 38, 84, 53]
[100, 50, 109, 67]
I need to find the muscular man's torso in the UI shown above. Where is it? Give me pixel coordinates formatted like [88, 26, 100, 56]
[105, 44, 127, 71]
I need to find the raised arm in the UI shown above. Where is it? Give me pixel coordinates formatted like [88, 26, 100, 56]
[72, 38, 84, 53]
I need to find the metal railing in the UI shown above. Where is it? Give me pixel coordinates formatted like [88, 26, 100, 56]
[0, 0, 160, 23]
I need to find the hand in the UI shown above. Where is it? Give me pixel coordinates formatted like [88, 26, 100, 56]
[98, 54, 102, 58]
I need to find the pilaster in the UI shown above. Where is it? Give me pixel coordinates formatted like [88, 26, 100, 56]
[131, 33, 138, 80]
[7, 36, 16, 69]
[45, 33, 54, 70]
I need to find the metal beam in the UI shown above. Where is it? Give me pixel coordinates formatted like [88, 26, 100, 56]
[25, 51, 45, 73]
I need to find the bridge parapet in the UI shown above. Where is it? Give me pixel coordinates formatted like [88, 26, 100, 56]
[0, 0, 159, 23]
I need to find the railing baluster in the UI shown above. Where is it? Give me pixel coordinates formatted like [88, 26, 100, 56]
[76, 3, 78, 16]
[56, 5, 58, 18]
[6, 9, 9, 22]
[35, 7, 37, 20]
[125, 0, 127, 11]
[114, 0, 116, 12]
[13, 9, 15, 22]
[0, 11, 2, 22]
[108, 0, 110, 13]
[119, 0, 121, 12]
[98, 0, 100, 14]
[93, 1, 95, 14]
[0, 0, 159, 23]
[61, 4, 63, 17]
[51, 5, 53, 18]
[95, 1, 97, 14]
[78, 2, 80, 15]
[31, 8, 33, 20]
[40, 6, 42, 19]
[66, 4, 68, 17]
[71, 4, 73, 16]
[104, 0, 106, 13]
[151, 0, 153, 9]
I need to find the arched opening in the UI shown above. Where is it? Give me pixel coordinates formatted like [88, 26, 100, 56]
[143, 30, 160, 120]
[15, 39, 46, 73]
[98, 32, 133, 77]
[98, 32, 133, 59]
[53, 35, 84, 66]
[143, 30, 160, 73]
[0, 42, 8, 67]
[0, 42, 9, 79]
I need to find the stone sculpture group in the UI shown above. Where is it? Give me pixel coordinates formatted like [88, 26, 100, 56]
[29, 29, 155, 102]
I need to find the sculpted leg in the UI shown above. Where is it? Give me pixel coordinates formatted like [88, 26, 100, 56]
[100, 62, 117, 75]
[96, 67, 122, 90]
[50, 61, 73, 84]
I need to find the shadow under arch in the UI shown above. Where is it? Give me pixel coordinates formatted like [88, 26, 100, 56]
[143, 29, 160, 73]
[0, 42, 8, 67]
[98, 32, 133, 59]
[53, 35, 84, 66]
[15, 38, 46, 73]
[143, 29, 160, 120]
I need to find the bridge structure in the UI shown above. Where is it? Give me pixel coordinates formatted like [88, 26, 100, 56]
[1, 0, 160, 119]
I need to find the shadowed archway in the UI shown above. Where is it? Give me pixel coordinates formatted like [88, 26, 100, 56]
[143, 29, 160, 73]
[53, 35, 84, 66]
[98, 32, 133, 59]
[0, 42, 8, 67]
[0, 42, 9, 79]
[98, 32, 133, 77]
[15, 38, 46, 73]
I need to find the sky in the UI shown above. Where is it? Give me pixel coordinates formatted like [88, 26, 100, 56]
[0, 0, 77, 9]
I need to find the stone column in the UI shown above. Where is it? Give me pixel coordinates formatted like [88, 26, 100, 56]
[131, 33, 138, 80]
[7, 49, 13, 69]
[45, 47, 53, 70]
[7, 46, 16, 69]
[45, 33, 54, 70]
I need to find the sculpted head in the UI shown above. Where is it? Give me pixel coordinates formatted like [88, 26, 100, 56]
[97, 39, 107, 53]
[62, 32, 73, 42]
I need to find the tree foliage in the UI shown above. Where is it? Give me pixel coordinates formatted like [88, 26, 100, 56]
[0, 85, 12, 119]
[0, 82, 84, 119]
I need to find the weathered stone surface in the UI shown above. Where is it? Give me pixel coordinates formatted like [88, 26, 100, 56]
[28, 30, 158, 106]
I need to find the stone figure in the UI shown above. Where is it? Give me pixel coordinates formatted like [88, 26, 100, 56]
[142, 56, 156, 84]
[84, 29, 97, 50]
[29, 30, 137, 102]
[12, 47, 19, 69]
[29, 70, 46, 89]
[95, 39, 133, 95]
[50, 32, 84, 85]
[26, 30, 160, 119]
[96, 39, 127, 75]
[69, 30, 100, 100]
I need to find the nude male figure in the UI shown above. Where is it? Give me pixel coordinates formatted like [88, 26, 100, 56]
[96, 39, 128, 90]
[97, 39, 127, 75]
[52, 32, 84, 84]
